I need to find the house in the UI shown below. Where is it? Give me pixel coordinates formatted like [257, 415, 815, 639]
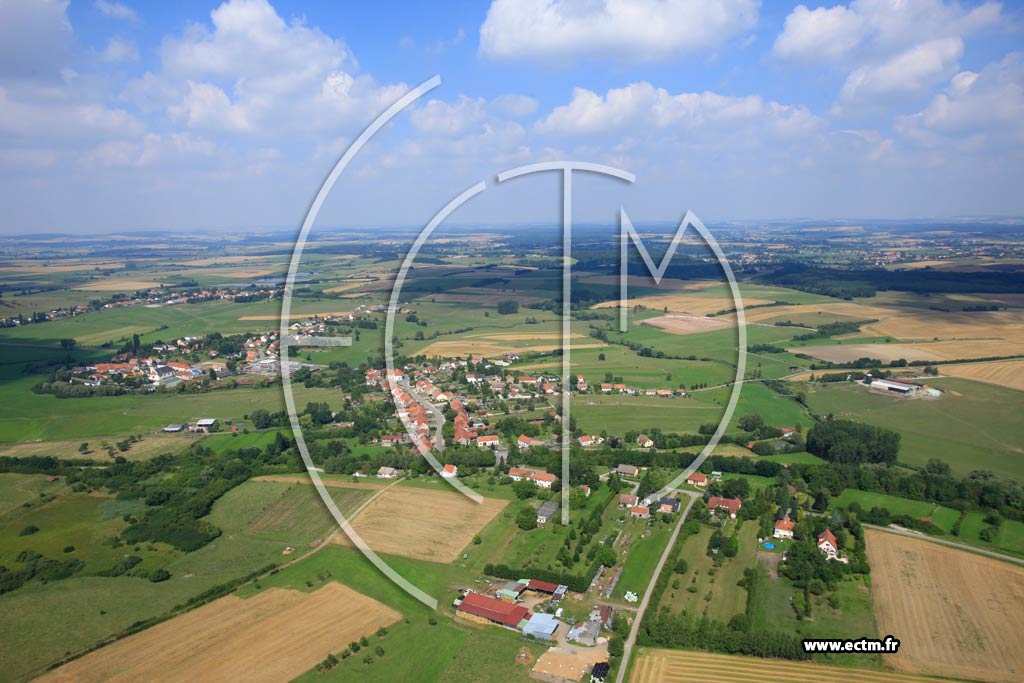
[630, 505, 650, 519]
[477, 434, 500, 449]
[441, 464, 458, 478]
[618, 494, 638, 507]
[580, 485, 591, 498]
[773, 519, 795, 539]
[615, 464, 639, 477]
[707, 496, 742, 518]
[658, 497, 682, 514]
[686, 472, 708, 488]
[598, 605, 614, 630]
[578, 435, 604, 447]
[567, 619, 601, 646]
[380, 434, 405, 447]
[517, 434, 544, 450]
[531, 471, 557, 488]
[190, 418, 217, 433]
[377, 466, 399, 479]
[817, 529, 846, 562]
[455, 592, 530, 630]
[508, 466, 533, 481]
[536, 500, 560, 524]
[635, 434, 654, 448]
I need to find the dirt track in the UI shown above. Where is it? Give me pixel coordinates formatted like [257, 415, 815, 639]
[38, 583, 399, 683]
[865, 529, 1024, 683]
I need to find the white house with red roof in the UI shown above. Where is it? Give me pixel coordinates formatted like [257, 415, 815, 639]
[686, 472, 708, 488]
[774, 519, 795, 540]
[441, 464, 458, 478]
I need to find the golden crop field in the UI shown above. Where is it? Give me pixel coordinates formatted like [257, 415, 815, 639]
[332, 486, 507, 563]
[38, 583, 399, 683]
[941, 359, 1024, 391]
[641, 314, 735, 336]
[631, 648, 967, 683]
[865, 530, 1024, 683]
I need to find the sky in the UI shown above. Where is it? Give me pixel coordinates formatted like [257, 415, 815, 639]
[0, 0, 1022, 234]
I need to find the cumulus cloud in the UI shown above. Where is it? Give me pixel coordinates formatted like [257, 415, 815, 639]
[535, 82, 820, 139]
[0, 86, 144, 141]
[101, 37, 139, 63]
[773, 5, 866, 62]
[897, 52, 1024, 147]
[838, 37, 964, 105]
[95, 0, 138, 22]
[0, 0, 73, 80]
[479, 0, 758, 63]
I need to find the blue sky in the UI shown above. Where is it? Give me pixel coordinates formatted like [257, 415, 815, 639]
[0, 0, 1022, 233]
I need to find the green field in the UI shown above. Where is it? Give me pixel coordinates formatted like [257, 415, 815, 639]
[831, 489, 961, 531]
[613, 520, 674, 601]
[804, 378, 1024, 481]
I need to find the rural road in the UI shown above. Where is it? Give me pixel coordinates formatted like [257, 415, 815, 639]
[864, 523, 1024, 566]
[614, 489, 700, 683]
[398, 378, 446, 451]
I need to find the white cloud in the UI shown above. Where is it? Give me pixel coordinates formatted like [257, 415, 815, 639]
[491, 94, 539, 118]
[479, 0, 758, 63]
[535, 82, 820, 139]
[0, 86, 144, 141]
[774, 0, 1002, 63]
[773, 5, 866, 62]
[169, 81, 251, 132]
[95, 0, 138, 22]
[410, 94, 538, 137]
[838, 37, 964, 104]
[80, 132, 214, 168]
[101, 37, 139, 63]
[0, 0, 73, 80]
[897, 52, 1024, 146]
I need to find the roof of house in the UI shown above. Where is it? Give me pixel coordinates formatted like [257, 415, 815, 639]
[775, 520, 795, 531]
[619, 494, 638, 504]
[687, 472, 707, 482]
[617, 464, 639, 474]
[818, 529, 838, 547]
[478, 434, 500, 442]
[456, 592, 530, 628]
[707, 496, 742, 514]
[630, 505, 649, 515]
[442, 464, 457, 474]
[531, 471, 557, 483]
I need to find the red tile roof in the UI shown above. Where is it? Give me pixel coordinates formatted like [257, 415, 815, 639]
[528, 579, 559, 593]
[707, 496, 742, 515]
[775, 520, 795, 531]
[818, 529, 837, 548]
[457, 592, 530, 627]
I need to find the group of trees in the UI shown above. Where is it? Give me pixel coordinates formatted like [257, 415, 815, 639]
[806, 419, 900, 465]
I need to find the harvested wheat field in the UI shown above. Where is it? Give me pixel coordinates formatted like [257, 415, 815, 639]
[865, 529, 1024, 683]
[254, 474, 386, 490]
[631, 648, 967, 683]
[237, 310, 351, 321]
[796, 339, 1024, 363]
[641, 314, 735, 336]
[333, 486, 506, 562]
[594, 294, 772, 317]
[941, 360, 1024, 391]
[418, 338, 605, 358]
[860, 309, 1024, 343]
[38, 583, 399, 683]
[74, 279, 162, 291]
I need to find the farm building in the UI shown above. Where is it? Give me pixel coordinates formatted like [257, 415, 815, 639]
[517, 434, 545, 450]
[441, 464, 458, 478]
[537, 500, 560, 524]
[630, 505, 650, 519]
[686, 472, 707, 488]
[615, 464, 639, 477]
[618, 494, 638, 507]
[477, 434, 500, 449]
[531, 471, 557, 488]
[162, 423, 185, 433]
[497, 580, 529, 602]
[707, 496, 742, 518]
[455, 592, 530, 630]
[578, 435, 604, 447]
[865, 374, 922, 395]
[521, 613, 561, 641]
[190, 418, 217, 433]
[567, 620, 601, 646]
[635, 434, 654, 448]
[773, 520, 795, 539]
[376, 466, 399, 479]
[527, 579, 568, 601]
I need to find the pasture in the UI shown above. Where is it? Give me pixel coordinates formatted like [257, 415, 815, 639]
[38, 583, 399, 683]
[832, 490, 960, 532]
[865, 529, 1024, 683]
[804, 379, 1024, 481]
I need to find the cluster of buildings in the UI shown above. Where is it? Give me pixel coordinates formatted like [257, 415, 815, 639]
[509, 466, 558, 488]
[863, 374, 941, 398]
[73, 356, 226, 388]
[596, 383, 686, 397]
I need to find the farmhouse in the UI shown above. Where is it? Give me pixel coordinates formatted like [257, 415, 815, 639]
[531, 471, 557, 488]
[707, 496, 742, 518]
[578, 435, 604, 447]
[441, 464, 458, 478]
[376, 466, 399, 479]
[477, 434, 500, 449]
[536, 500, 560, 524]
[773, 520, 795, 539]
[455, 592, 530, 630]
[686, 472, 707, 488]
[517, 434, 545, 450]
[630, 505, 650, 519]
[615, 464, 639, 477]
[618, 494, 638, 507]
[635, 434, 654, 448]
[508, 466, 532, 481]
